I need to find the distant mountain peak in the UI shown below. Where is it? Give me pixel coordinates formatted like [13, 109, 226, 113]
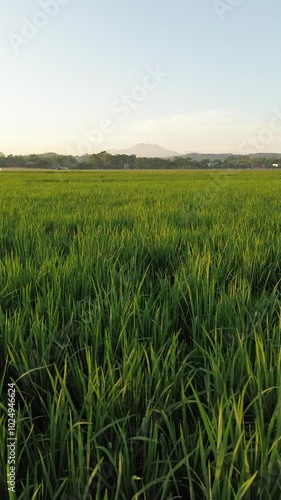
[107, 143, 179, 158]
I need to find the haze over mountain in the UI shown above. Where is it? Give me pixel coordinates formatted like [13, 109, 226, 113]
[107, 143, 179, 158]
[106, 145, 281, 161]
[181, 152, 281, 160]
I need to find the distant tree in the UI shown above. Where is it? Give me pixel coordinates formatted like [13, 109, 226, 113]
[0, 153, 6, 167]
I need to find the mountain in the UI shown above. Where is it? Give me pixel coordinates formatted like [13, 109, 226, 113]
[181, 153, 235, 161]
[181, 152, 281, 161]
[248, 153, 281, 158]
[106, 146, 281, 161]
[107, 143, 179, 158]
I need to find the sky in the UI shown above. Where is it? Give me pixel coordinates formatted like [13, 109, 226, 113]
[1, 0, 281, 156]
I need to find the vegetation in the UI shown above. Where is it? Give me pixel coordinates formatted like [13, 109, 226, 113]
[1, 170, 281, 499]
[1, 151, 281, 170]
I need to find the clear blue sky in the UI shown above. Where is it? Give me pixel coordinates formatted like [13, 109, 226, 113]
[1, 0, 281, 155]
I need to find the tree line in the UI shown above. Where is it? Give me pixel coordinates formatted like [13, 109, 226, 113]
[0, 151, 280, 170]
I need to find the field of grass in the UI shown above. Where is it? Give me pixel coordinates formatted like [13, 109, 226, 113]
[1, 170, 281, 499]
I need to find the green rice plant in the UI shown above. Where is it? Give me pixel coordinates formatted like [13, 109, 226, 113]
[1, 170, 281, 498]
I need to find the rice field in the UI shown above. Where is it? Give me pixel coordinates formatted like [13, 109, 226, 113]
[1, 169, 281, 499]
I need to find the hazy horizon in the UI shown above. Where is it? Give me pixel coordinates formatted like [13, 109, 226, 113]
[3, 142, 281, 158]
[2, 1, 281, 156]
